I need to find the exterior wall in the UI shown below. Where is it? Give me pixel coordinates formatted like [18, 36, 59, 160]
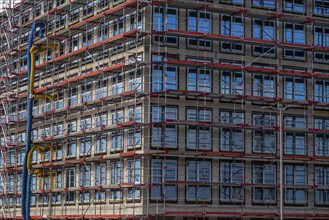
[0, 0, 329, 219]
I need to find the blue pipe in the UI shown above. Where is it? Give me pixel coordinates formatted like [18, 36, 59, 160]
[23, 22, 45, 220]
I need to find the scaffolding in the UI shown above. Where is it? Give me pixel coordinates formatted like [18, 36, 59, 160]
[0, 0, 329, 219]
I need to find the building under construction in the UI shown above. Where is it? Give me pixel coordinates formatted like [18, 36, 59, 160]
[1, 0, 329, 219]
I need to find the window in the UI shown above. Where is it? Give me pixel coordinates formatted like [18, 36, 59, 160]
[95, 134, 107, 153]
[67, 139, 77, 158]
[315, 118, 329, 130]
[284, 48, 305, 59]
[110, 190, 122, 202]
[152, 126, 177, 148]
[128, 106, 142, 122]
[128, 129, 141, 147]
[127, 187, 141, 201]
[83, 0, 94, 16]
[188, 38, 211, 49]
[40, 175, 49, 191]
[96, 0, 108, 9]
[315, 166, 329, 205]
[130, 11, 142, 30]
[221, 41, 243, 52]
[19, 101, 27, 119]
[187, 108, 212, 122]
[53, 123, 63, 136]
[220, 161, 244, 202]
[34, 5, 42, 17]
[80, 136, 91, 155]
[55, 15, 66, 30]
[56, 0, 65, 7]
[314, 26, 329, 46]
[17, 150, 24, 165]
[111, 110, 124, 125]
[315, 80, 329, 101]
[253, 0, 275, 8]
[220, 111, 244, 124]
[95, 163, 106, 186]
[253, 130, 276, 153]
[221, 0, 244, 3]
[151, 159, 177, 200]
[97, 21, 109, 41]
[41, 126, 51, 138]
[80, 165, 91, 187]
[110, 161, 122, 184]
[95, 113, 107, 127]
[314, 0, 329, 16]
[79, 190, 90, 203]
[187, 127, 211, 150]
[68, 87, 77, 106]
[96, 77, 108, 98]
[253, 19, 275, 56]
[55, 170, 62, 188]
[152, 65, 177, 92]
[186, 160, 211, 201]
[17, 173, 22, 192]
[31, 195, 37, 205]
[54, 146, 62, 160]
[68, 120, 77, 133]
[284, 164, 307, 204]
[253, 74, 276, 97]
[314, 27, 329, 62]
[81, 82, 93, 102]
[66, 192, 75, 203]
[112, 73, 124, 95]
[95, 190, 106, 202]
[253, 19, 275, 40]
[153, 7, 178, 44]
[52, 192, 62, 204]
[186, 109, 212, 150]
[39, 194, 49, 205]
[111, 132, 123, 150]
[220, 128, 244, 151]
[253, 113, 276, 126]
[82, 28, 93, 47]
[284, 77, 305, 100]
[315, 134, 329, 156]
[221, 71, 244, 95]
[284, 133, 305, 155]
[18, 132, 25, 143]
[80, 117, 92, 130]
[71, 34, 79, 52]
[8, 175, 14, 192]
[66, 167, 76, 188]
[127, 159, 141, 183]
[221, 14, 243, 36]
[221, 15, 243, 52]
[188, 10, 211, 33]
[21, 32, 29, 46]
[284, 116, 306, 128]
[253, 163, 276, 202]
[284, 23, 305, 58]
[188, 10, 211, 48]
[187, 68, 211, 92]
[152, 106, 178, 122]
[113, 16, 124, 36]
[129, 69, 142, 92]
[283, 0, 305, 12]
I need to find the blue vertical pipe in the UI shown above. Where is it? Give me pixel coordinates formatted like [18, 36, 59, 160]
[23, 22, 45, 220]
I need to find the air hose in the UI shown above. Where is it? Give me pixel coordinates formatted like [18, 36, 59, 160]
[23, 22, 45, 220]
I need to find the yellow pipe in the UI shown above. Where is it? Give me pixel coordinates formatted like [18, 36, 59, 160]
[29, 44, 58, 101]
[28, 144, 53, 176]
[27, 144, 46, 170]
